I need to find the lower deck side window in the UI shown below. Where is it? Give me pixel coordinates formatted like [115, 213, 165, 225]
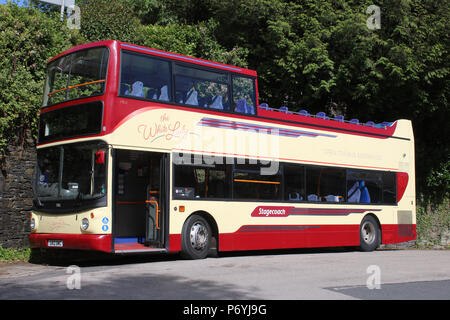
[306, 167, 346, 202]
[233, 171, 281, 200]
[172, 153, 397, 205]
[174, 161, 230, 199]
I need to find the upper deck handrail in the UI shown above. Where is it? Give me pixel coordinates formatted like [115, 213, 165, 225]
[259, 104, 393, 130]
[47, 79, 106, 97]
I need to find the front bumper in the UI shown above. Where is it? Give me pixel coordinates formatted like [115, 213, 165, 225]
[29, 233, 112, 253]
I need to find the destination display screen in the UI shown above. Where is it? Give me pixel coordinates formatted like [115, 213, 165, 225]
[38, 101, 103, 144]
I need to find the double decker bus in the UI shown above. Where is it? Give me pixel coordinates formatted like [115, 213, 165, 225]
[29, 40, 416, 259]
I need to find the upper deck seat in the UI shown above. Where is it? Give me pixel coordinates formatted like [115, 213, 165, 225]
[316, 111, 326, 119]
[236, 99, 255, 114]
[236, 99, 247, 113]
[378, 121, 390, 129]
[210, 95, 223, 110]
[126, 81, 144, 97]
[299, 110, 309, 116]
[185, 89, 198, 106]
[316, 112, 329, 120]
[334, 115, 344, 122]
[159, 85, 169, 101]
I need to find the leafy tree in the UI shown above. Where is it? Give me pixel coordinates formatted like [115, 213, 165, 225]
[77, 0, 248, 66]
[0, 0, 448, 203]
[77, 0, 141, 43]
[182, 0, 449, 201]
[134, 21, 248, 67]
[0, 3, 80, 157]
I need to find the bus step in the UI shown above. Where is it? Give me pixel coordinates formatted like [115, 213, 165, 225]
[114, 242, 166, 254]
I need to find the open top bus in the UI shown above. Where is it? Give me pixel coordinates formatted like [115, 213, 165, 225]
[30, 40, 416, 259]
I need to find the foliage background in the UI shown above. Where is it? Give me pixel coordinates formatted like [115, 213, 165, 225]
[0, 0, 448, 237]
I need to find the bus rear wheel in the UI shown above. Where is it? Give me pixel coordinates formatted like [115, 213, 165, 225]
[359, 215, 381, 252]
[181, 214, 211, 259]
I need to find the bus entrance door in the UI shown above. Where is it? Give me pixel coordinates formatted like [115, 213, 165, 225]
[145, 194, 159, 245]
[113, 150, 167, 252]
[144, 154, 166, 248]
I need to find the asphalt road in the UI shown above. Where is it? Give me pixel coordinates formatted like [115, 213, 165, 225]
[0, 249, 449, 301]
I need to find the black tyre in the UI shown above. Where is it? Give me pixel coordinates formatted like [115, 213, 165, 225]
[181, 214, 211, 259]
[359, 215, 381, 252]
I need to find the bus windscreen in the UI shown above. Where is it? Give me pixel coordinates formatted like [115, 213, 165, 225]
[42, 47, 109, 107]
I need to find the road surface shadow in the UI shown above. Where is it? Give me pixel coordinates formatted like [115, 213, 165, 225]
[29, 249, 182, 267]
[29, 246, 364, 268]
[0, 271, 259, 300]
[217, 246, 359, 258]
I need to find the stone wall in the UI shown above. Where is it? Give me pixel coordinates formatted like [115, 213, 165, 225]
[0, 143, 35, 248]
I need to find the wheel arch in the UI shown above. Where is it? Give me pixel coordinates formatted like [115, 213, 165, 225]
[361, 212, 382, 244]
[185, 210, 219, 250]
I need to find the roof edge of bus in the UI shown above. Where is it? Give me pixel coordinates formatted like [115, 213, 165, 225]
[47, 40, 257, 77]
[48, 40, 117, 63]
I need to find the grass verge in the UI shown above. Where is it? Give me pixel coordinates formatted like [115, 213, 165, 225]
[416, 199, 450, 248]
[0, 245, 31, 262]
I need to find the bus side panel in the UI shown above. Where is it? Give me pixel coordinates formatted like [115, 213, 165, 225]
[218, 225, 360, 252]
[168, 223, 417, 253]
[168, 234, 182, 252]
[381, 224, 416, 244]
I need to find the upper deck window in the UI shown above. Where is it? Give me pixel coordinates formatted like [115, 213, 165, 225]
[43, 47, 109, 107]
[174, 64, 230, 111]
[120, 51, 172, 102]
[233, 76, 256, 115]
[118, 47, 257, 115]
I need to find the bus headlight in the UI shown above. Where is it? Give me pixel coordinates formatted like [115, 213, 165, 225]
[81, 218, 89, 231]
[30, 218, 36, 231]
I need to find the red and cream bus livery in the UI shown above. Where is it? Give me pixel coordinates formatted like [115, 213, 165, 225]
[30, 40, 416, 259]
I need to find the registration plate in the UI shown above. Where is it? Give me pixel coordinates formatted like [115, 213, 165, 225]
[47, 240, 63, 247]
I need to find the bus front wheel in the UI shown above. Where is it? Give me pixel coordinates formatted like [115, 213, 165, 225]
[359, 215, 381, 252]
[181, 214, 211, 259]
